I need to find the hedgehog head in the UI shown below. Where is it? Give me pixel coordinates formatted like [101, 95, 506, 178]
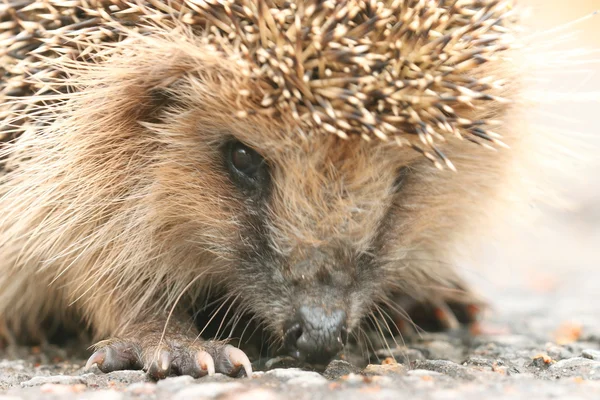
[1, 0, 520, 363]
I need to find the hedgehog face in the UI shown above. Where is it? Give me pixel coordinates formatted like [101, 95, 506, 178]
[220, 135, 402, 364]
[222, 138, 396, 364]
[143, 51, 490, 364]
[145, 94, 441, 363]
[149, 102, 418, 363]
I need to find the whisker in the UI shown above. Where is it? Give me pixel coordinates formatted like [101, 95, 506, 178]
[238, 313, 260, 345]
[195, 293, 236, 342]
[374, 305, 411, 365]
[226, 305, 249, 339]
[367, 312, 393, 359]
[158, 271, 209, 353]
[215, 293, 241, 341]
[378, 297, 425, 337]
[357, 323, 378, 363]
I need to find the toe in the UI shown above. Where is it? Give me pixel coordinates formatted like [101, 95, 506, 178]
[147, 349, 172, 380]
[173, 350, 215, 378]
[213, 345, 253, 378]
[85, 349, 106, 370]
[86, 342, 143, 373]
[196, 350, 216, 377]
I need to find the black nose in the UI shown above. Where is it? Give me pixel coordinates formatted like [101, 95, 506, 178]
[284, 306, 348, 364]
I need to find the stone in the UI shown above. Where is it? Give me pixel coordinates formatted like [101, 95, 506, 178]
[582, 349, 600, 361]
[265, 368, 316, 380]
[220, 388, 278, 400]
[363, 362, 407, 376]
[412, 360, 476, 380]
[20, 375, 85, 387]
[322, 360, 362, 380]
[157, 375, 196, 391]
[125, 382, 157, 395]
[79, 389, 124, 400]
[173, 382, 243, 400]
[407, 369, 444, 377]
[547, 357, 600, 380]
[286, 373, 328, 386]
[531, 353, 556, 369]
[104, 370, 147, 383]
[545, 344, 575, 360]
[373, 348, 426, 363]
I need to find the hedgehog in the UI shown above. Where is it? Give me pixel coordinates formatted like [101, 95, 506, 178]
[0, 0, 589, 380]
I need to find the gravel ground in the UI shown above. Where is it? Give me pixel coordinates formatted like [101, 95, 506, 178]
[1, 322, 599, 400]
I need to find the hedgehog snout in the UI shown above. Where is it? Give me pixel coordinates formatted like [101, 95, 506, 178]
[283, 305, 348, 365]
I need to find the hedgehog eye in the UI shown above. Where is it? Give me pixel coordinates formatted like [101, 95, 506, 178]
[225, 140, 266, 189]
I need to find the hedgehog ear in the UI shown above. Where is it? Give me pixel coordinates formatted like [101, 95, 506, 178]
[137, 68, 192, 124]
[143, 86, 177, 124]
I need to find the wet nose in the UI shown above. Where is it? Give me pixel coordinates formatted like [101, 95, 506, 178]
[284, 306, 348, 364]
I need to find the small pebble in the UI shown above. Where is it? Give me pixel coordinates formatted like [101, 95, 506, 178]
[105, 370, 147, 382]
[265, 368, 313, 380]
[374, 348, 425, 363]
[548, 357, 600, 380]
[286, 373, 328, 386]
[173, 382, 243, 400]
[408, 369, 443, 377]
[582, 349, 600, 360]
[220, 388, 278, 400]
[531, 353, 555, 369]
[413, 360, 475, 380]
[545, 344, 574, 360]
[125, 382, 157, 394]
[157, 375, 195, 391]
[323, 360, 362, 380]
[79, 389, 124, 400]
[40, 383, 86, 394]
[20, 375, 85, 387]
[364, 363, 407, 376]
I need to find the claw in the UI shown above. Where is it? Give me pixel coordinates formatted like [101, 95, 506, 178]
[85, 349, 106, 370]
[220, 345, 253, 378]
[433, 300, 460, 331]
[85, 345, 143, 373]
[148, 349, 171, 380]
[196, 351, 215, 377]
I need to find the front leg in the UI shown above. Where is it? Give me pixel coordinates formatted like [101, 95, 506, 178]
[85, 318, 252, 380]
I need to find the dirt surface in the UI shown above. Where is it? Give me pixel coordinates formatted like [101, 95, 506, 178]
[1, 309, 600, 400]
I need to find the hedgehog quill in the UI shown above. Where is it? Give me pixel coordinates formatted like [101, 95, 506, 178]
[0, 0, 581, 380]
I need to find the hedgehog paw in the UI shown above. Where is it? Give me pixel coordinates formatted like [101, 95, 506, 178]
[392, 293, 484, 335]
[86, 337, 250, 380]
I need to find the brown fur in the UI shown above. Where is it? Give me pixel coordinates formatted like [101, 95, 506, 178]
[0, 0, 594, 370]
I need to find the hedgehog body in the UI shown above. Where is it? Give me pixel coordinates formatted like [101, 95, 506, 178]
[0, 0, 541, 377]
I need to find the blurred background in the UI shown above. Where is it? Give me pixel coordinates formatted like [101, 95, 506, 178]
[464, 0, 600, 340]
